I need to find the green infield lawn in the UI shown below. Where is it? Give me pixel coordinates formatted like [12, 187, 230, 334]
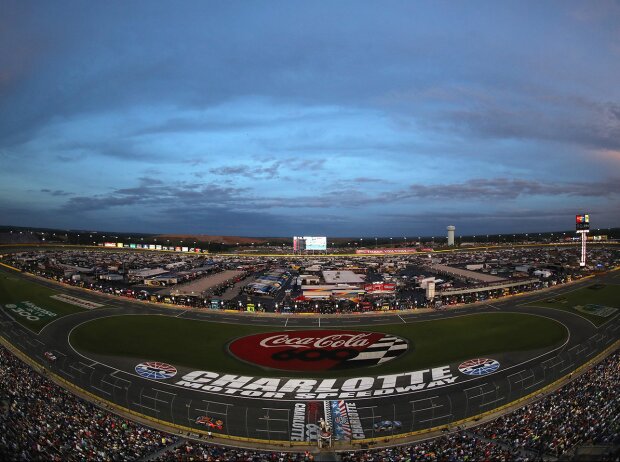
[0, 269, 86, 332]
[526, 284, 620, 326]
[70, 312, 567, 377]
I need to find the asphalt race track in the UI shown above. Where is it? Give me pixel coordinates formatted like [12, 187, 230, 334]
[1, 268, 619, 448]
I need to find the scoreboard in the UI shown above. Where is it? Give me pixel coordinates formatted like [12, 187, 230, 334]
[576, 214, 590, 231]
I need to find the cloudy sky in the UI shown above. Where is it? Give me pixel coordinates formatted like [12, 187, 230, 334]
[1, 1, 619, 237]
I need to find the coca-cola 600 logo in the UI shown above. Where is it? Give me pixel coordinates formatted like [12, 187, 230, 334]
[228, 330, 409, 371]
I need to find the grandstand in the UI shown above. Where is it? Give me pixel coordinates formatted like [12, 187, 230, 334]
[1, 344, 618, 461]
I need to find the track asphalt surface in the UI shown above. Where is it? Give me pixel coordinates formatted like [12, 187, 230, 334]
[1, 269, 619, 448]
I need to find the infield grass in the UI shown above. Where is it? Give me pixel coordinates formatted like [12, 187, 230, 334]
[0, 268, 86, 332]
[70, 312, 567, 377]
[526, 283, 620, 326]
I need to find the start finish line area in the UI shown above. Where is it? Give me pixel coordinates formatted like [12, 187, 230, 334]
[1, 267, 619, 446]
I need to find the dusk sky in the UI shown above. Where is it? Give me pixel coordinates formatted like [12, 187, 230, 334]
[1, 1, 619, 237]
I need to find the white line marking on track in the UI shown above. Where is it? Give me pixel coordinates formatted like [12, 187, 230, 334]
[409, 396, 439, 404]
[463, 385, 483, 393]
[418, 414, 452, 423]
[195, 408, 228, 416]
[100, 378, 118, 389]
[142, 395, 170, 404]
[69, 364, 83, 374]
[412, 405, 443, 412]
[507, 370, 527, 380]
[397, 314, 407, 324]
[132, 403, 160, 413]
[479, 397, 505, 407]
[152, 388, 177, 396]
[90, 385, 112, 396]
[524, 379, 545, 390]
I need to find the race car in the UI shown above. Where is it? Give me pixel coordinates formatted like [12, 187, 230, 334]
[195, 416, 224, 430]
[373, 420, 402, 432]
[43, 351, 57, 362]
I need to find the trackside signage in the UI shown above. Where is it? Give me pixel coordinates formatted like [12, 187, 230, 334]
[3, 302, 57, 321]
[228, 330, 409, 371]
[172, 365, 461, 400]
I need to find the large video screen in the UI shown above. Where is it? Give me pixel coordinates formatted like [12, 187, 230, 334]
[303, 236, 327, 250]
[576, 214, 590, 231]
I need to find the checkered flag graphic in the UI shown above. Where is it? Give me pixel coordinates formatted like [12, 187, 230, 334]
[349, 336, 408, 366]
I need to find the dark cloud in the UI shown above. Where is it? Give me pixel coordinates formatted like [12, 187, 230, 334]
[438, 100, 620, 150]
[1, 3, 619, 235]
[60, 178, 250, 215]
[40, 189, 72, 197]
[209, 158, 326, 179]
[378, 203, 620, 236]
[2, 2, 614, 150]
[388, 177, 620, 202]
[286, 158, 326, 171]
[351, 177, 384, 183]
[210, 164, 280, 179]
[54, 139, 166, 162]
[56, 175, 620, 220]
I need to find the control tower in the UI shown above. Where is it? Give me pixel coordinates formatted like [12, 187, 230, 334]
[447, 225, 455, 246]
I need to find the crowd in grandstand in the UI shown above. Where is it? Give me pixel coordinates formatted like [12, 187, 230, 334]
[0, 347, 174, 461]
[340, 351, 619, 462]
[340, 432, 518, 461]
[1, 345, 618, 461]
[476, 352, 620, 457]
[152, 443, 315, 462]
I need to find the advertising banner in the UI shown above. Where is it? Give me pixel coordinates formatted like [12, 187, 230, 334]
[356, 248, 417, 254]
[291, 401, 325, 442]
[330, 400, 351, 441]
[364, 283, 396, 293]
[4, 302, 57, 322]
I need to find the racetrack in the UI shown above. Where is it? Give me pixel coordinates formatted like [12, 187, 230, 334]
[1, 265, 619, 448]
